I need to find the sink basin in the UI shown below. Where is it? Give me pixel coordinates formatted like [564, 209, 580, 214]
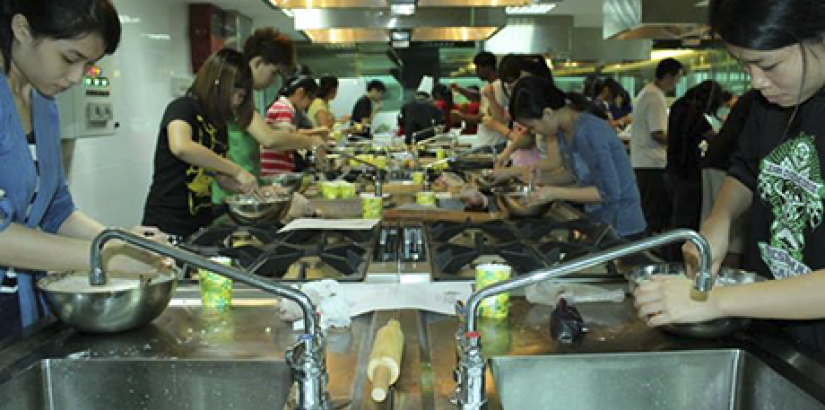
[0, 359, 292, 410]
[490, 349, 825, 410]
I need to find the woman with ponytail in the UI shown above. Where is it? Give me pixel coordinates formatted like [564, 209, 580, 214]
[510, 76, 646, 239]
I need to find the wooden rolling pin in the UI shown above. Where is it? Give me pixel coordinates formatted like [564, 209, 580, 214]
[367, 319, 404, 402]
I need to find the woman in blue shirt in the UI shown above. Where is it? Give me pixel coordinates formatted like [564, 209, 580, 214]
[510, 76, 646, 238]
[0, 0, 164, 335]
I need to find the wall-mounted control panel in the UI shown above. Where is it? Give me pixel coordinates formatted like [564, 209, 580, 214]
[58, 66, 116, 139]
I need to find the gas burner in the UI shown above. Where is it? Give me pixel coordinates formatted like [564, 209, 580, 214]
[429, 220, 516, 243]
[189, 222, 282, 248]
[248, 230, 370, 279]
[431, 239, 545, 277]
[277, 229, 373, 246]
[513, 218, 612, 244]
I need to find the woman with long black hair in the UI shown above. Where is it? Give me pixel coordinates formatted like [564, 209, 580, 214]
[635, 0, 825, 352]
[510, 76, 646, 239]
[0, 0, 165, 334]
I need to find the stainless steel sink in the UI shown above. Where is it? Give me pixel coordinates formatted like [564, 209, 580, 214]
[490, 349, 825, 410]
[0, 359, 292, 410]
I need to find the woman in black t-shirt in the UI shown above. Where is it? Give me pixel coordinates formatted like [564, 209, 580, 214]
[143, 49, 258, 236]
[635, 0, 825, 352]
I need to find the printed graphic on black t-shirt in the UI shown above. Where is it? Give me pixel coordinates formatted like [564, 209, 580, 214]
[186, 114, 220, 216]
[757, 132, 825, 278]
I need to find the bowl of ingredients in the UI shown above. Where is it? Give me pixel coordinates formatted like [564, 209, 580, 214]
[493, 185, 552, 218]
[626, 263, 763, 338]
[38, 269, 179, 333]
[225, 190, 292, 225]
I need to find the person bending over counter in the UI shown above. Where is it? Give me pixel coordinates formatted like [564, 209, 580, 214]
[0, 0, 165, 335]
[511, 76, 646, 239]
[143, 49, 258, 237]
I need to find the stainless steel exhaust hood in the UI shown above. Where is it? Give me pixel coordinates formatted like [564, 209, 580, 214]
[603, 0, 708, 40]
[293, 7, 506, 43]
[484, 15, 572, 57]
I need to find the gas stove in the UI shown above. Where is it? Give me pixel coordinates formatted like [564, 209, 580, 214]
[185, 222, 375, 281]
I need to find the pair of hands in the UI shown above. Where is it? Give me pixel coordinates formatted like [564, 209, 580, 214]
[103, 226, 175, 278]
[633, 220, 730, 327]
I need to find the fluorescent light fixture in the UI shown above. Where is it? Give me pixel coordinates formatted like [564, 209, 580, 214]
[390, 4, 416, 16]
[281, 8, 294, 18]
[505, 3, 556, 15]
[118, 15, 141, 24]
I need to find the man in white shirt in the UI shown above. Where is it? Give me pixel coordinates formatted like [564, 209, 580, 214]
[631, 58, 684, 234]
[472, 52, 510, 149]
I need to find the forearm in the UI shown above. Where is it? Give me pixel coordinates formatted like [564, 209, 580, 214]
[248, 112, 314, 150]
[537, 167, 575, 186]
[705, 177, 752, 226]
[173, 141, 241, 177]
[543, 185, 601, 203]
[715, 271, 825, 320]
[56, 211, 105, 241]
[0, 223, 93, 272]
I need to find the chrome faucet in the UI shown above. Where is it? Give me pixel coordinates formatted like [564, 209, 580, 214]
[89, 228, 331, 410]
[451, 229, 714, 410]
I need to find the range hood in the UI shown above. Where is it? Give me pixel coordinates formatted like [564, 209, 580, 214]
[268, 0, 529, 7]
[603, 0, 708, 40]
[293, 8, 505, 43]
[484, 15, 572, 57]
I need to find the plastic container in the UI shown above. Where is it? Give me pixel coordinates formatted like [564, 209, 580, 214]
[198, 257, 233, 314]
[475, 263, 512, 319]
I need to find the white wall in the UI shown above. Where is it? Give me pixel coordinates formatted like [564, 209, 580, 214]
[62, 0, 191, 227]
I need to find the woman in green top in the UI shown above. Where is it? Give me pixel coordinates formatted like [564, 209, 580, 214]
[212, 28, 327, 204]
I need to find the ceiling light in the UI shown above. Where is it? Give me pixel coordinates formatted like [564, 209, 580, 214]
[505, 4, 556, 15]
[281, 8, 294, 18]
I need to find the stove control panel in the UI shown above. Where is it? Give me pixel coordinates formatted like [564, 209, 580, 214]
[374, 224, 426, 263]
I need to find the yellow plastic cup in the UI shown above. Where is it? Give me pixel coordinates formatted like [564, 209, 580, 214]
[416, 191, 437, 207]
[199, 257, 233, 314]
[320, 181, 341, 199]
[411, 171, 425, 184]
[337, 181, 356, 199]
[361, 193, 383, 219]
[374, 155, 387, 170]
[475, 263, 512, 319]
[436, 148, 447, 159]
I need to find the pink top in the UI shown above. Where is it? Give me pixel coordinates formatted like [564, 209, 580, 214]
[510, 147, 542, 167]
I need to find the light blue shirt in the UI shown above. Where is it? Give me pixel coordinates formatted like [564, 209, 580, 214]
[0, 74, 77, 329]
[557, 112, 646, 237]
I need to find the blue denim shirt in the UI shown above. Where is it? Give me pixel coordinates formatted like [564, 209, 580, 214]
[557, 112, 646, 237]
[0, 74, 77, 329]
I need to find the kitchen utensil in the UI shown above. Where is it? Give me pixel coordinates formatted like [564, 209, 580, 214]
[368, 319, 404, 402]
[493, 185, 552, 218]
[626, 263, 764, 339]
[37, 267, 178, 333]
[225, 190, 292, 225]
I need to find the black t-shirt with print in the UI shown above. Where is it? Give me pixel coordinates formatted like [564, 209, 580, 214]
[142, 96, 227, 237]
[729, 90, 825, 351]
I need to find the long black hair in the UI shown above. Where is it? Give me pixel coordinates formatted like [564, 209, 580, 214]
[498, 54, 554, 85]
[684, 80, 725, 117]
[710, 0, 825, 50]
[0, 0, 121, 73]
[510, 76, 609, 122]
[279, 76, 318, 98]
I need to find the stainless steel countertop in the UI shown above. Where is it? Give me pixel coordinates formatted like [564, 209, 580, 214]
[4, 281, 825, 409]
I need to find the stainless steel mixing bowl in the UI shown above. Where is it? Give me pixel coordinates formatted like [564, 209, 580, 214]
[626, 263, 764, 339]
[225, 191, 292, 225]
[37, 270, 178, 333]
[493, 185, 552, 218]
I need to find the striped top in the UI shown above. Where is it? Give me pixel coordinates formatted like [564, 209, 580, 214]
[261, 97, 296, 176]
